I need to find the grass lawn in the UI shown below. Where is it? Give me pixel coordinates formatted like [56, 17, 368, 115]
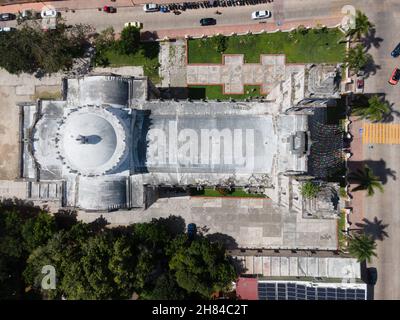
[191, 187, 265, 198]
[188, 85, 265, 100]
[188, 28, 345, 64]
[101, 42, 161, 83]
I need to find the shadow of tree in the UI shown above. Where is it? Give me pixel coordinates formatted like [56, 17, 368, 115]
[151, 215, 186, 237]
[347, 159, 396, 185]
[54, 209, 78, 230]
[364, 159, 396, 184]
[88, 215, 109, 233]
[206, 232, 239, 250]
[0, 198, 42, 219]
[229, 256, 247, 275]
[354, 217, 389, 241]
[363, 58, 381, 78]
[362, 28, 383, 51]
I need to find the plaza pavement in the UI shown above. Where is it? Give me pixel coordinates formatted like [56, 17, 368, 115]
[78, 196, 338, 250]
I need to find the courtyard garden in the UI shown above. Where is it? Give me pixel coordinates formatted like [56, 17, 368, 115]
[190, 187, 266, 198]
[187, 27, 345, 100]
[187, 27, 346, 64]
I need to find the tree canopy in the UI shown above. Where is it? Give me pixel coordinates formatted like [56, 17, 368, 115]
[352, 95, 391, 122]
[0, 23, 92, 75]
[348, 233, 377, 263]
[1, 201, 237, 300]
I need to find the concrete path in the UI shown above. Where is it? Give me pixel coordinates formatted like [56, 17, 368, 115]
[187, 54, 286, 94]
[78, 196, 338, 250]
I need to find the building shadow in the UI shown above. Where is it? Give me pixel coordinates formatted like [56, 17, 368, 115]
[354, 217, 389, 241]
[158, 87, 189, 100]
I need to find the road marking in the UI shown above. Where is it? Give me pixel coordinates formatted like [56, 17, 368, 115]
[362, 123, 400, 144]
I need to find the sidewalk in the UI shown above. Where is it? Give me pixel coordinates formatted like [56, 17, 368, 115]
[347, 116, 365, 227]
[141, 16, 342, 40]
[2, 0, 213, 12]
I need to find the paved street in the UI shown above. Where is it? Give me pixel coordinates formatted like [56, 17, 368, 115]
[1, 0, 349, 34]
[348, 0, 400, 300]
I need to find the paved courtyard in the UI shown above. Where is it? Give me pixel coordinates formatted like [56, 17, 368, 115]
[187, 54, 287, 94]
[78, 196, 338, 250]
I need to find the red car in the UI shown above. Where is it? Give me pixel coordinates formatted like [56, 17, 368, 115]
[389, 67, 400, 85]
[103, 6, 116, 13]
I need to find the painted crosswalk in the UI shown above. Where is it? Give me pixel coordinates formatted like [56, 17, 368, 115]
[362, 123, 400, 144]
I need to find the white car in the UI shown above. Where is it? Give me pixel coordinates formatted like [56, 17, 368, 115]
[0, 27, 16, 32]
[124, 21, 143, 29]
[41, 9, 57, 18]
[143, 4, 159, 12]
[251, 10, 272, 20]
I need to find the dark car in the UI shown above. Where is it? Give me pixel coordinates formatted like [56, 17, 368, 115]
[389, 67, 400, 85]
[391, 42, 400, 57]
[103, 5, 117, 13]
[0, 13, 16, 21]
[200, 18, 216, 26]
[187, 223, 197, 239]
[367, 267, 377, 285]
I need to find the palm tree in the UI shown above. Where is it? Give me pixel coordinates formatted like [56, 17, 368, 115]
[346, 10, 374, 40]
[344, 44, 373, 73]
[349, 165, 383, 196]
[348, 233, 377, 263]
[352, 95, 391, 122]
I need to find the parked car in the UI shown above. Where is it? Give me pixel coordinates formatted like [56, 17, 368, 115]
[389, 67, 400, 85]
[41, 9, 57, 18]
[251, 10, 272, 20]
[187, 223, 197, 240]
[143, 3, 159, 12]
[21, 9, 40, 20]
[391, 42, 400, 57]
[0, 27, 16, 32]
[200, 18, 216, 26]
[356, 77, 364, 93]
[0, 13, 16, 21]
[124, 21, 143, 29]
[367, 267, 377, 285]
[103, 5, 116, 13]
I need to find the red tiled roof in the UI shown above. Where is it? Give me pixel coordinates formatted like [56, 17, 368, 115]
[236, 277, 258, 300]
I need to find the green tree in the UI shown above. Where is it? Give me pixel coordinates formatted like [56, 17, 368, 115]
[300, 181, 321, 199]
[168, 236, 236, 298]
[346, 10, 374, 40]
[352, 95, 391, 122]
[22, 212, 57, 252]
[0, 23, 92, 75]
[118, 26, 141, 55]
[344, 44, 373, 73]
[348, 233, 377, 262]
[143, 272, 187, 300]
[349, 165, 383, 196]
[210, 34, 228, 53]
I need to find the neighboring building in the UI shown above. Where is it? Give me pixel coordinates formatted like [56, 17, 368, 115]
[16, 60, 343, 217]
[235, 256, 367, 300]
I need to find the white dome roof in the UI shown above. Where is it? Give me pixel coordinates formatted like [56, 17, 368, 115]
[58, 107, 127, 175]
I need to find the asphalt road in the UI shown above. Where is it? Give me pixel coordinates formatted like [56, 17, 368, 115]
[351, 0, 400, 300]
[1, 0, 349, 33]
